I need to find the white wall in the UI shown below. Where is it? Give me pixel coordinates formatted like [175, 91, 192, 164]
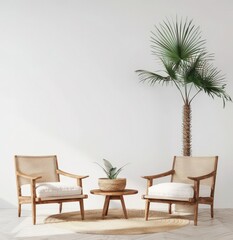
[0, 0, 233, 210]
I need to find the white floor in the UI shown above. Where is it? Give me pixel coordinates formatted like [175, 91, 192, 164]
[0, 208, 233, 240]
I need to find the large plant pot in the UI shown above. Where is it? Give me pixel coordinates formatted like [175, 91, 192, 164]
[98, 178, 126, 192]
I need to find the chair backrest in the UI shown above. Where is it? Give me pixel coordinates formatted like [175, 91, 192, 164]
[172, 156, 218, 186]
[15, 155, 59, 186]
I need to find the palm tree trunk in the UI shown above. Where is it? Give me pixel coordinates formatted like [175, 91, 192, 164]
[183, 102, 191, 156]
[175, 102, 193, 213]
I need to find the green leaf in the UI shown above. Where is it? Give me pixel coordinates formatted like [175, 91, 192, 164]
[94, 162, 111, 178]
[103, 159, 113, 172]
[112, 164, 129, 179]
[109, 167, 117, 179]
[95, 160, 129, 179]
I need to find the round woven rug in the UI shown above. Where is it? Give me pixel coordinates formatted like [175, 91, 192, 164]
[44, 209, 189, 235]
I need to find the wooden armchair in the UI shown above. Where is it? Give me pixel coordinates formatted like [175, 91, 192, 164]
[15, 155, 89, 224]
[142, 156, 218, 225]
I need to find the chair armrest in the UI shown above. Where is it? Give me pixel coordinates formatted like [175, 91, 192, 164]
[188, 170, 216, 181]
[142, 170, 174, 180]
[57, 169, 89, 179]
[188, 171, 216, 199]
[16, 171, 42, 181]
[142, 170, 174, 193]
[57, 169, 89, 191]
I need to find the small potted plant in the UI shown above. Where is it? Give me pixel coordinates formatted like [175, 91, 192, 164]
[95, 159, 128, 191]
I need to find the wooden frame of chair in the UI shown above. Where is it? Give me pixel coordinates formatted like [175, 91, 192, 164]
[15, 155, 89, 225]
[142, 156, 218, 226]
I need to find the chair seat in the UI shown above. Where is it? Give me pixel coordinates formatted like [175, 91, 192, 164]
[21, 182, 82, 198]
[147, 182, 211, 201]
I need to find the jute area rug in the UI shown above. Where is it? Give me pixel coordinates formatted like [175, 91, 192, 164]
[44, 209, 190, 235]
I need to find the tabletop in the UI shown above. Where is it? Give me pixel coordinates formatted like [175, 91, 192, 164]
[90, 189, 138, 196]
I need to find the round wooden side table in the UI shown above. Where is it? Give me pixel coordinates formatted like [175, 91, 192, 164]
[90, 189, 138, 219]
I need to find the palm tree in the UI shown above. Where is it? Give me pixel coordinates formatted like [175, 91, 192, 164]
[136, 17, 231, 156]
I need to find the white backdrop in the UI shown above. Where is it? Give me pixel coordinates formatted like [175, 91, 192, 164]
[0, 0, 233, 210]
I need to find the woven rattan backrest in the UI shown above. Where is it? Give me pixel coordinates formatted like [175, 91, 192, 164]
[15, 155, 59, 186]
[172, 156, 218, 186]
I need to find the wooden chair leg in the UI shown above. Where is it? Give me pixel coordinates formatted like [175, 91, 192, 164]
[211, 203, 214, 218]
[145, 200, 150, 221]
[18, 203, 21, 217]
[59, 203, 62, 213]
[169, 203, 172, 214]
[79, 199, 84, 220]
[194, 203, 198, 226]
[32, 202, 36, 225]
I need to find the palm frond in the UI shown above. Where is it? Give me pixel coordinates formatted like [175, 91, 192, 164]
[136, 17, 231, 108]
[198, 65, 231, 106]
[182, 54, 205, 85]
[160, 58, 177, 80]
[151, 17, 206, 65]
[135, 70, 171, 86]
[136, 69, 186, 102]
[183, 57, 231, 106]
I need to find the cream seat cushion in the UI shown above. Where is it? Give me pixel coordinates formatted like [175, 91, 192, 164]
[21, 182, 82, 198]
[147, 182, 211, 201]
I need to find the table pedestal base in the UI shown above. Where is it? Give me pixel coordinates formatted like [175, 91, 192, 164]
[102, 195, 128, 219]
[90, 189, 138, 219]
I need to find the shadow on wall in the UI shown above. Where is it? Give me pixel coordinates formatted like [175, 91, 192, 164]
[0, 198, 16, 208]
